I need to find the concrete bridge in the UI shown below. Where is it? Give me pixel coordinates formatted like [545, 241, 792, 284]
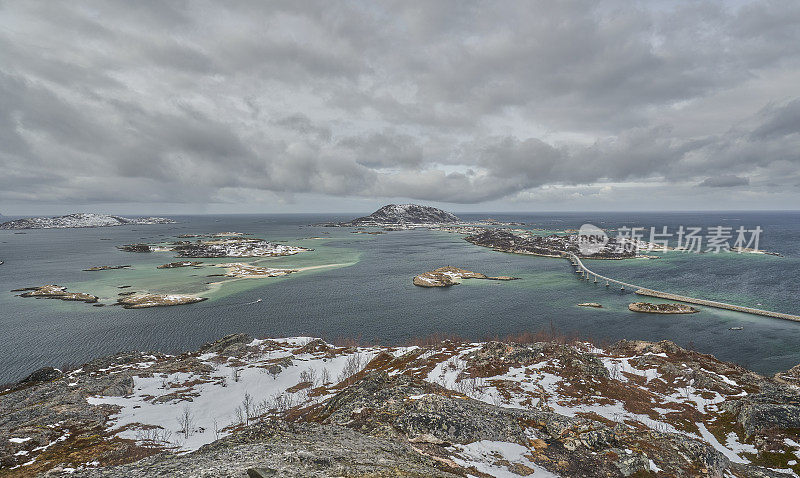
[565, 252, 800, 323]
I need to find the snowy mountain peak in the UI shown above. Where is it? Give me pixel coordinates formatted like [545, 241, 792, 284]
[345, 204, 459, 225]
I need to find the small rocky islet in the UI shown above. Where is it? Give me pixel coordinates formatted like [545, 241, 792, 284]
[13, 285, 99, 304]
[83, 265, 131, 272]
[413, 266, 519, 287]
[218, 263, 298, 279]
[115, 294, 207, 309]
[629, 302, 699, 314]
[156, 261, 203, 269]
[13, 285, 205, 309]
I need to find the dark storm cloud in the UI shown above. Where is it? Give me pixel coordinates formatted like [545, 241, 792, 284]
[1, 0, 800, 209]
[274, 114, 332, 142]
[699, 175, 750, 188]
[338, 132, 424, 170]
[750, 99, 800, 140]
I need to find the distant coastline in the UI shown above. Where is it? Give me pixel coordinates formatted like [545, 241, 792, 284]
[0, 213, 175, 230]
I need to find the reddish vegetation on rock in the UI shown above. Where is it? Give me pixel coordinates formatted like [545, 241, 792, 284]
[2, 335, 799, 476]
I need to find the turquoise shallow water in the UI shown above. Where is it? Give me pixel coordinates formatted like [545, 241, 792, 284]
[1, 212, 799, 383]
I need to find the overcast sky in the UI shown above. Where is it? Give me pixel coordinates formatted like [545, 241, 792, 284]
[1, 1, 799, 215]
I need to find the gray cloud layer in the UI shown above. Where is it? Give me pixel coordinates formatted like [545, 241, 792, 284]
[1, 1, 799, 212]
[699, 175, 750, 188]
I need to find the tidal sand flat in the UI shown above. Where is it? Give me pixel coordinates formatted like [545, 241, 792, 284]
[202, 262, 356, 295]
[71, 231, 357, 308]
[11, 232, 321, 309]
[218, 263, 299, 278]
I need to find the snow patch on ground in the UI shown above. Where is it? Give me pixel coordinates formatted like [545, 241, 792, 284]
[697, 423, 750, 464]
[87, 342, 376, 452]
[450, 440, 559, 477]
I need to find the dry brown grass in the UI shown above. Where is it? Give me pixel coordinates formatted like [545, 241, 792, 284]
[331, 335, 363, 348]
[325, 321, 612, 351]
[406, 333, 465, 347]
[482, 321, 607, 348]
[0, 429, 159, 478]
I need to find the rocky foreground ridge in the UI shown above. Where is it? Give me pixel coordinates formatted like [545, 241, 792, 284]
[1, 335, 799, 477]
[0, 214, 175, 230]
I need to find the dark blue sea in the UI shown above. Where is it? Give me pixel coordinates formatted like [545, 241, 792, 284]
[1, 211, 799, 383]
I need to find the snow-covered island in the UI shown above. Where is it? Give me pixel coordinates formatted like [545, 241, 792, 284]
[465, 228, 639, 259]
[172, 238, 308, 258]
[318, 204, 527, 230]
[0, 213, 175, 230]
[120, 236, 309, 258]
[328, 204, 461, 227]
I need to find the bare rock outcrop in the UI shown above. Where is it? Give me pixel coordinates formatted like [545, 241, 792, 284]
[340, 204, 460, 226]
[3, 336, 799, 477]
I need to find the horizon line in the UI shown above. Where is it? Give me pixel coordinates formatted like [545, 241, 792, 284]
[3, 208, 800, 218]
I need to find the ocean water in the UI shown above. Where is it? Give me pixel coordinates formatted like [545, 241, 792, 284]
[1, 211, 799, 383]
